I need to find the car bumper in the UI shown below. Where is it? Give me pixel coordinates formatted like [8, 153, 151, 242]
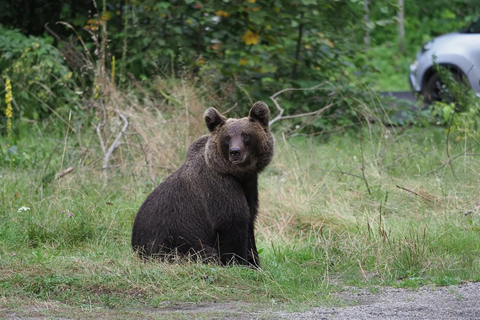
[409, 61, 421, 93]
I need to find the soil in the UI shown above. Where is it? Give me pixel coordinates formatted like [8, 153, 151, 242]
[280, 282, 480, 320]
[2, 282, 480, 319]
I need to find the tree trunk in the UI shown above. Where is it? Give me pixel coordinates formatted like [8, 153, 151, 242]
[397, 0, 405, 53]
[364, 0, 370, 49]
[291, 13, 304, 80]
[21, 0, 34, 33]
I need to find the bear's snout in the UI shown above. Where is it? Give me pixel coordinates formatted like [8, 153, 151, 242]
[229, 146, 246, 164]
[230, 147, 240, 157]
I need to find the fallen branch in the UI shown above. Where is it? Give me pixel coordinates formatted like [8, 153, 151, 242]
[396, 185, 434, 202]
[269, 82, 333, 126]
[55, 167, 74, 180]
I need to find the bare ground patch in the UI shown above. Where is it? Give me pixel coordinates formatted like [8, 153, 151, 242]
[2, 282, 480, 319]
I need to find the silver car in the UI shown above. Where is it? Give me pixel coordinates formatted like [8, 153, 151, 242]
[409, 19, 480, 103]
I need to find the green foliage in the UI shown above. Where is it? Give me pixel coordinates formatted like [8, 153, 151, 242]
[429, 65, 480, 137]
[0, 25, 79, 120]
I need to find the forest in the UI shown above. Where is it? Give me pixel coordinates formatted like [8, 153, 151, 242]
[2, 0, 480, 123]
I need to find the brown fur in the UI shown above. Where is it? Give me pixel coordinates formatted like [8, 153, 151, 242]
[131, 101, 274, 267]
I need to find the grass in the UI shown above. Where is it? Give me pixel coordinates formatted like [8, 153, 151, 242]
[1, 94, 480, 318]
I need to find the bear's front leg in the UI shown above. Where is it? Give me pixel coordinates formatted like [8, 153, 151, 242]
[246, 223, 260, 268]
[216, 229, 249, 266]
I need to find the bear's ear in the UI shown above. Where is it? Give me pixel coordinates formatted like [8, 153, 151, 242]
[204, 107, 226, 132]
[249, 101, 270, 128]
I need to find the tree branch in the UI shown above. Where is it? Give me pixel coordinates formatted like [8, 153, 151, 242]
[425, 141, 480, 176]
[269, 82, 331, 126]
[101, 109, 129, 171]
[396, 185, 434, 202]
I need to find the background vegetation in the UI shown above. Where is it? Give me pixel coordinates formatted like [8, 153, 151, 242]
[1, 0, 480, 318]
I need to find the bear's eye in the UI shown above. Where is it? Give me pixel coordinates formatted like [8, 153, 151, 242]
[225, 136, 231, 143]
[242, 133, 249, 140]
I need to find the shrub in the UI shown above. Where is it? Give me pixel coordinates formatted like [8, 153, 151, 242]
[0, 25, 79, 120]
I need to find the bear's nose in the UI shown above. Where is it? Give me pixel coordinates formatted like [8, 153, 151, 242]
[230, 147, 240, 157]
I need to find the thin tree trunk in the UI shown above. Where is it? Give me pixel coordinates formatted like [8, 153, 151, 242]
[21, 0, 33, 33]
[364, 0, 370, 49]
[397, 0, 405, 53]
[291, 12, 304, 80]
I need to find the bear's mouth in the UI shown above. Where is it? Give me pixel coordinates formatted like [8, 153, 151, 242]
[229, 155, 247, 165]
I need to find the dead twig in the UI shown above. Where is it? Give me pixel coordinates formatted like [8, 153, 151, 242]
[425, 141, 480, 176]
[316, 167, 365, 181]
[134, 134, 157, 186]
[102, 110, 129, 171]
[55, 167, 74, 180]
[357, 112, 372, 195]
[223, 102, 238, 115]
[445, 112, 457, 179]
[96, 109, 129, 181]
[396, 185, 434, 202]
[269, 82, 332, 125]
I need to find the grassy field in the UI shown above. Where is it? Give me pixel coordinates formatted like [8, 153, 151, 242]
[1, 96, 480, 318]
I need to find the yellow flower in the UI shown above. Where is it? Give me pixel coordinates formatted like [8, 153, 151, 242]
[94, 84, 99, 99]
[111, 56, 116, 88]
[215, 10, 230, 18]
[102, 11, 112, 21]
[242, 30, 259, 45]
[247, 0, 256, 3]
[5, 77, 12, 94]
[4, 76, 13, 147]
[239, 59, 248, 66]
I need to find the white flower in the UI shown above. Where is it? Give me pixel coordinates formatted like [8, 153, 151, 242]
[17, 206, 31, 212]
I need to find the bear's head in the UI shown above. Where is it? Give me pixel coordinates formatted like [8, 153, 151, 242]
[204, 101, 274, 177]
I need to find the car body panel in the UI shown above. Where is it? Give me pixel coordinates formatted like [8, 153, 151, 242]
[409, 29, 480, 95]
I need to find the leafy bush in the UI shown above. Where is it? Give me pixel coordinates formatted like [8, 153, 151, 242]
[0, 25, 79, 120]
[429, 65, 480, 137]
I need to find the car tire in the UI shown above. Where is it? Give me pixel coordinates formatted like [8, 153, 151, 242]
[422, 73, 443, 104]
[421, 69, 464, 104]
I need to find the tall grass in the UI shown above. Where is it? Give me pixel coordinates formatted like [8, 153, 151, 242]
[1, 79, 480, 316]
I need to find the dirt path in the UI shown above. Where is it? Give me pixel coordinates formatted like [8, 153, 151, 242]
[151, 282, 480, 319]
[281, 282, 480, 320]
[2, 282, 479, 319]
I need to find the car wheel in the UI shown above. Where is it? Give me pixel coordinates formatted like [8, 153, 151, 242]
[422, 73, 443, 104]
[421, 70, 464, 104]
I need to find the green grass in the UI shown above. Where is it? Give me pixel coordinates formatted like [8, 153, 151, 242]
[1, 113, 480, 317]
[364, 43, 413, 92]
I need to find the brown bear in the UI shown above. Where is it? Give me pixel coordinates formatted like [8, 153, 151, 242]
[131, 101, 274, 267]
